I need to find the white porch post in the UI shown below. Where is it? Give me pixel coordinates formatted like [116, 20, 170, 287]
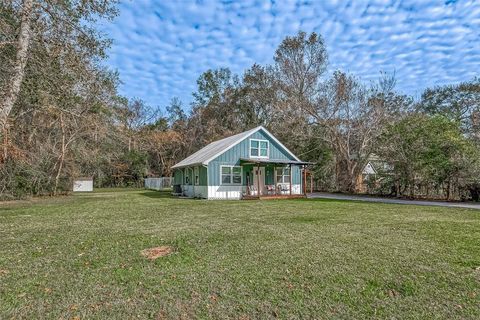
[257, 163, 260, 196]
[289, 164, 292, 196]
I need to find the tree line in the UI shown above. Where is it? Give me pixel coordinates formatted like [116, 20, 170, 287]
[1, 1, 479, 200]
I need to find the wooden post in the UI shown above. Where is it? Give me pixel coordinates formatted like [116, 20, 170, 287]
[289, 164, 292, 196]
[310, 172, 313, 193]
[273, 164, 276, 195]
[247, 167, 250, 195]
[303, 166, 307, 195]
[257, 163, 260, 197]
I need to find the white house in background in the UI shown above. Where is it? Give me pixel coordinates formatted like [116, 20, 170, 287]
[363, 162, 377, 175]
[356, 155, 393, 193]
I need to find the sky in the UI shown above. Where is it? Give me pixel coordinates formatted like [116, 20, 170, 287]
[103, 0, 480, 110]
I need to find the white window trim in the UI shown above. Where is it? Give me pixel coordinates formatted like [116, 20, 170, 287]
[249, 139, 269, 159]
[275, 167, 291, 184]
[220, 165, 243, 185]
[194, 167, 199, 185]
[184, 168, 190, 185]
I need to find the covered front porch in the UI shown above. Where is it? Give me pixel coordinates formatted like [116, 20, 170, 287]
[239, 158, 313, 200]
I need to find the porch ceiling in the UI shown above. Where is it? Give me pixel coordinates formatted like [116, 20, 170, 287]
[239, 158, 313, 166]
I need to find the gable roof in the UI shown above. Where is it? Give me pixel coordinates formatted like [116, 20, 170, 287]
[171, 126, 300, 169]
[362, 162, 377, 175]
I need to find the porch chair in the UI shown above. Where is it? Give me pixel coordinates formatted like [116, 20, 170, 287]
[247, 185, 258, 196]
[266, 185, 275, 195]
[277, 184, 289, 195]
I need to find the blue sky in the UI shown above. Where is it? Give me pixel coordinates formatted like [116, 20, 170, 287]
[103, 0, 480, 110]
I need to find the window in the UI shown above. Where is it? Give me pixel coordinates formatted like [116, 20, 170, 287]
[194, 167, 199, 185]
[276, 167, 291, 184]
[184, 168, 192, 185]
[250, 139, 269, 158]
[221, 166, 242, 185]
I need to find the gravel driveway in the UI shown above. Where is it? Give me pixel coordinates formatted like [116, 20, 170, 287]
[308, 192, 480, 210]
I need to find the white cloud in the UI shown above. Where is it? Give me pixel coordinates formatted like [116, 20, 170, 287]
[103, 0, 480, 108]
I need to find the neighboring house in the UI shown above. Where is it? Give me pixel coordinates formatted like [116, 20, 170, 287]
[355, 156, 392, 193]
[171, 126, 311, 200]
[355, 161, 377, 193]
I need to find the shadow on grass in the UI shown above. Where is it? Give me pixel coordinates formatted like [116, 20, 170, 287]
[289, 215, 323, 223]
[139, 190, 173, 199]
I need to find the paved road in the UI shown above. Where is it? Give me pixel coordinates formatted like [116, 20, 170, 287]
[308, 192, 480, 210]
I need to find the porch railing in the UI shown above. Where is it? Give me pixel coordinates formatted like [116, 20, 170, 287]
[246, 183, 292, 197]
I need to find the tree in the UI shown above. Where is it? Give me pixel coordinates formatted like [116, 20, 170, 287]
[378, 114, 479, 200]
[238, 64, 277, 128]
[0, 0, 120, 198]
[419, 78, 480, 135]
[116, 98, 159, 152]
[298, 71, 409, 192]
[274, 31, 328, 100]
[0, 0, 118, 133]
[166, 97, 187, 130]
[267, 31, 329, 156]
[189, 68, 244, 150]
[0, 0, 33, 133]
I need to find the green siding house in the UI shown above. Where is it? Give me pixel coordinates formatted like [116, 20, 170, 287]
[171, 126, 310, 200]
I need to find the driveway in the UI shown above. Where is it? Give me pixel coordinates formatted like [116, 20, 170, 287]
[308, 192, 480, 210]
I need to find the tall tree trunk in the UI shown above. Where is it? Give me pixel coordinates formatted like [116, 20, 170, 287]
[54, 114, 66, 195]
[446, 178, 451, 201]
[2, 125, 8, 161]
[0, 0, 34, 132]
[409, 177, 415, 198]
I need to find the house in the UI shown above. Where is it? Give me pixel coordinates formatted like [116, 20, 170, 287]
[171, 126, 311, 200]
[355, 161, 377, 193]
[355, 155, 392, 193]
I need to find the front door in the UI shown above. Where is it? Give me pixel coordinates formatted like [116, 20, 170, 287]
[253, 167, 265, 195]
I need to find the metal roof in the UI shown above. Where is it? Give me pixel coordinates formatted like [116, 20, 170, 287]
[171, 126, 303, 169]
[171, 126, 261, 169]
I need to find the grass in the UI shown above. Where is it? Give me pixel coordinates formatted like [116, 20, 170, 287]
[1, 189, 479, 319]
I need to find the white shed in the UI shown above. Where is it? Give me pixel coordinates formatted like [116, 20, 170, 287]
[73, 177, 93, 192]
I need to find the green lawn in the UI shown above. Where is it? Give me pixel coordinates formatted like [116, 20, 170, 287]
[1, 189, 479, 319]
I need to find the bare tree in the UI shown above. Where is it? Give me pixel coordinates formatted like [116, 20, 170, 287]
[303, 71, 410, 192]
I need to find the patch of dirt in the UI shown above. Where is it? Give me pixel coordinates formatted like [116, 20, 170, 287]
[387, 289, 400, 298]
[474, 266, 480, 279]
[141, 246, 174, 260]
